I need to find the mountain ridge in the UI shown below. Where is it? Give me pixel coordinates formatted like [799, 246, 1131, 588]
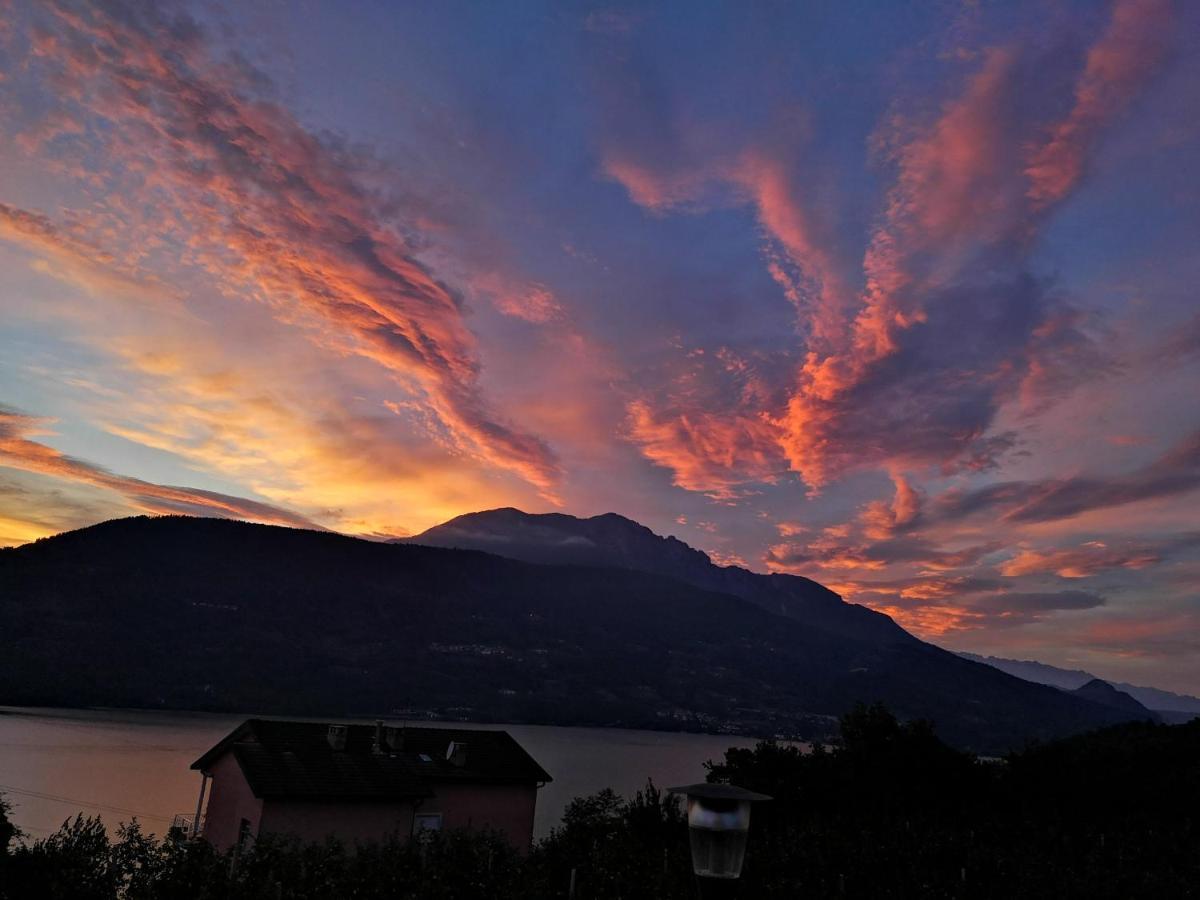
[1069, 678, 1158, 720]
[960, 652, 1200, 715]
[0, 515, 1145, 752]
[402, 507, 911, 645]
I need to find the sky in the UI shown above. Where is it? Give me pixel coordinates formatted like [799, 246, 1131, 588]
[0, 0, 1197, 694]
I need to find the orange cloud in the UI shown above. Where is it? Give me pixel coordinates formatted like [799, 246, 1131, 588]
[0, 201, 546, 540]
[860, 471, 923, 540]
[15, 1, 560, 496]
[830, 575, 1109, 639]
[776, 47, 1026, 486]
[0, 469, 123, 546]
[706, 548, 749, 568]
[775, 520, 808, 537]
[467, 272, 564, 324]
[0, 405, 317, 529]
[86, 320, 542, 539]
[0, 202, 172, 307]
[602, 155, 714, 212]
[625, 399, 785, 500]
[998, 535, 1195, 578]
[865, 602, 983, 638]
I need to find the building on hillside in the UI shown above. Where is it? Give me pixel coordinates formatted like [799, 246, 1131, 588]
[186, 718, 551, 853]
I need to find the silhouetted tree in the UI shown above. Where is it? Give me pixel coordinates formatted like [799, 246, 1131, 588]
[0, 793, 16, 856]
[3, 713, 1199, 898]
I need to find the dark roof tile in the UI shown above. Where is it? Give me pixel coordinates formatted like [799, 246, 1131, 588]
[192, 719, 551, 800]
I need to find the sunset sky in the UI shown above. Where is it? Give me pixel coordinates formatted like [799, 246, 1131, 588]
[1, 0, 1197, 693]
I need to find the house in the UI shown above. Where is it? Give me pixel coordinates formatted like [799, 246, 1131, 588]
[189, 718, 552, 853]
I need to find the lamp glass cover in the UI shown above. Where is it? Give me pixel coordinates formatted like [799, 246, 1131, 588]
[686, 797, 751, 879]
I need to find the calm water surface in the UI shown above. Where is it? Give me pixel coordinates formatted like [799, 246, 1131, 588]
[0, 708, 758, 841]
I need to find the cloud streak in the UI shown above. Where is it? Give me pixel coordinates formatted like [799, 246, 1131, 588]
[606, 0, 1173, 495]
[1026, 0, 1173, 207]
[15, 0, 560, 495]
[933, 429, 1200, 525]
[0, 405, 317, 529]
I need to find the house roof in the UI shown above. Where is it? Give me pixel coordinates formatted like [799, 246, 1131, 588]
[192, 719, 552, 801]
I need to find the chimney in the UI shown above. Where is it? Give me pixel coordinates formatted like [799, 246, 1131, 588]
[373, 719, 384, 755]
[446, 740, 468, 768]
[327, 724, 347, 750]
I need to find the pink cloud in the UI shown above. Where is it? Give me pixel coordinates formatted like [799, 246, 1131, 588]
[601, 153, 721, 212]
[605, 1, 1173, 497]
[830, 573, 1108, 639]
[1027, 0, 1173, 207]
[726, 151, 850, 347]
[860, 471, 923, 540]
[604, 145, 850, 346]
[999, 532, 1200, 578]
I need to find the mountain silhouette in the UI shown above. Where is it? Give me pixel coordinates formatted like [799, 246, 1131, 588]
[958, 652, 1200, 717]
[0, 515, 1143, 752]
[1069, 678, 1159, 720]
[404, 508, 909, 644]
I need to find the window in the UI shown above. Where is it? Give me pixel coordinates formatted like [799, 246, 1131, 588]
[414, 813, 443, 833]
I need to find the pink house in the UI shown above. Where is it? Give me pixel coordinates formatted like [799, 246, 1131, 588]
[189, 719, 551, 853]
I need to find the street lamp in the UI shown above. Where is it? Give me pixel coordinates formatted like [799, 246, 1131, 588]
[668, 783, 771, 897]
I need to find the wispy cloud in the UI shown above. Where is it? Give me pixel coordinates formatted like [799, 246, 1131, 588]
[606, 0, 1173, 494]
[998, 540, 1177, 578]
[13, 0, 560, 495]
[0, 405, 316, 529]
[1027, 0, 1173, 206]
[0, 202, 170, 306]
[932, 429, 1200, 524]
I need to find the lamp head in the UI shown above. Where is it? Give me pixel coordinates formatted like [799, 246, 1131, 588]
[668, 783, 772, 880]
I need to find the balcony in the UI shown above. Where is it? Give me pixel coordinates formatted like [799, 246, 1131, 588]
[170, 812, 205, 838]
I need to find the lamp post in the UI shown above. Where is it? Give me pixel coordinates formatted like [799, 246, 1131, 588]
[668, 783, 771, 898]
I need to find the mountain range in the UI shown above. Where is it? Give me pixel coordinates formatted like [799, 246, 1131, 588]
[0, 511, 1161, 752]
[960, 652, 1200, 720]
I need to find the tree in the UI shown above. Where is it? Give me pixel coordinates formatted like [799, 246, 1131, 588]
[0, 793, 17, 856]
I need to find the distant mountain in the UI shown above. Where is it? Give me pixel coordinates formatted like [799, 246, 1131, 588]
[0, 516, 1145, 753]
[960, 653, 1200, 716]
[1069, 679, 1158, 720]
[403, 508, 910, 644]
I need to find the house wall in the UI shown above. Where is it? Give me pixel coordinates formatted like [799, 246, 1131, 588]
[258, 800, 417, 847]
[200, 751, 540, 853]
[419, 783, 539, 852]
[200, 753, 263, 852]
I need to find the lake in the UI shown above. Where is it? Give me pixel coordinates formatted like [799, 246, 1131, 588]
[0, 707, 760, 842]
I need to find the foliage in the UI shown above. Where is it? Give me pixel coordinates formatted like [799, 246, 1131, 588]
[0, 793, 16, 855]
[525, 781, 691, 899]
[2, 709, 1198, 898]
[1, 822, 521, 900]
[703, 705, 1200, 898]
